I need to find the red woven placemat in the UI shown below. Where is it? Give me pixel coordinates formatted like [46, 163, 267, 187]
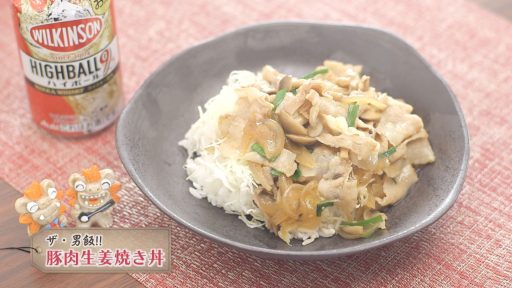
[1, 0, 511, 286]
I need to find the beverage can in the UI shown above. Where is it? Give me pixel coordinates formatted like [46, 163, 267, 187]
[12, 0, 123, 136]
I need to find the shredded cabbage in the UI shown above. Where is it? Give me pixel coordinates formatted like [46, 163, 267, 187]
[179, 71, 265, 226]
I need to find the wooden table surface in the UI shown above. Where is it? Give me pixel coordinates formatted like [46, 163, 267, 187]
[471, 0, 512, 20]
[0, 1, 509, 287]
[0, 180, 141, 288]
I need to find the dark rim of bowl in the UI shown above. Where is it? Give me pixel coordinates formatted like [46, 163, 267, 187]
[116, 21, 470, 259]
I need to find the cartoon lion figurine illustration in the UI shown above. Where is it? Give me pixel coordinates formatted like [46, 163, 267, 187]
[67, 165, 121, 228]
[15, 180, 67, 236]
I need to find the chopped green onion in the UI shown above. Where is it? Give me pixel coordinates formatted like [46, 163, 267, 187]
[360, 225, 380, 238]
[346, 103, 359, 127]
[316, 200, 335, 216]
[271, 168, 283, 177]
[272, 89, 287, 111]
[379, 146, 397, 158]
[291, 88, 297, 95]
[292, 168, 302, 181]
[251, 143, 266, 158]
[340, 215, 383, 227]
[301, 67, 329, 79]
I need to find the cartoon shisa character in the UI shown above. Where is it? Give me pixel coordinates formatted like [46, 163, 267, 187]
[15, 180, 67, 236]
[67, 165, 121, 228]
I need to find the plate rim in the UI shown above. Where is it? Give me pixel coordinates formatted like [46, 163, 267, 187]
[116, 21, 470, 259]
